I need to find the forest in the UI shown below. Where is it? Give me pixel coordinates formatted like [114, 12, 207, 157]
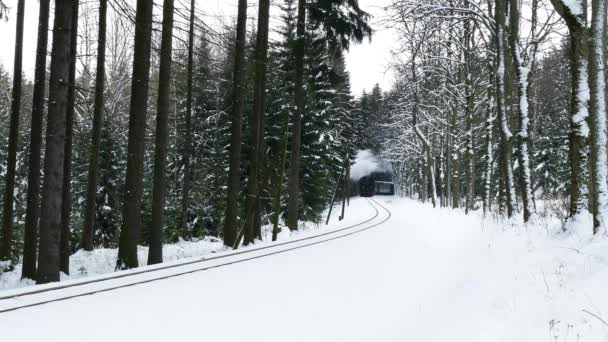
[379, 0, 608, 231]
[0, 0, 606, 288]
[0, 0, 374, 284]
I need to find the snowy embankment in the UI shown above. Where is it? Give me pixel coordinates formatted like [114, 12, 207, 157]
[0, 198, 375, 291]
[383, 198, 608, 341]
[0, 238, 225, 290]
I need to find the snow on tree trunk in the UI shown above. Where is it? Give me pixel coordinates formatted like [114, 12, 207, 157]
[569, 54, 590, 219]
[512, 47, 536, 222]
[484, 82, 495, 216]
[497, 64, 517, 214]
[508, 0, 537, 222]
[549, 0, 591, 225]
[588, 0, 608, 233]
[495, 0, 517, 218]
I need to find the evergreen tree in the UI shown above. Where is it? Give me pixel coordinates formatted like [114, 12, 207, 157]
[244, 0, 271, 245]
[82, 0, 108, 252]
[117, 0, 154, 270]
[223, 0, 249, 248]
[1, 0, 24, 263]
[37, 0, 78, 284]
[22, 0, 51, 280]
[148, 0, 175, 265]
[287, 0, 372, 231]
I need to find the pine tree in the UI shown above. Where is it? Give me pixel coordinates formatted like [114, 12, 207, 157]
[82, 0, 108, 251]
[148, 0, 175, 265]
[37, 0, 78, 284]
[60, 0, 80, 274]
[116, 0, 154, 270]
[21, 0, 51, 280]
[1, 0, 25, 263]
[244, 0, 271, 245]
[287, 0, 372, 230]
[286, 0, 307, 231]
[267, 0, 297, 239]
[180, 0, 195, 237]
[223, 0, 249, 248]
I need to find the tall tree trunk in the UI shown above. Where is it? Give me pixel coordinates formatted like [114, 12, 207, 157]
[483, 71, 495, 215]
[452, 150, 460, 208]
[412, 75, 436, 206]
[244, 0, 271, 246]
[420, 156, 427, 202]
[81, 0, 107, 251]
[588, 0, 608, 233]
[181, 0, 195, 239]
[272, 117, 290, 242]
[550, 0, 590, 223]
[508, 0, 536, 222]
[21, 0, 50, 280]
[1, 0, 25, 263]
[568, 28, 591, 220]
[444, 4, 455, 208]
[450, 106, 460, 208]
[223, 0, 248, 247]
[148, 0, 175, 265]
[37, 0, 77, 284]
[464, 15, 475, 214]
[339, 155, 349, 220]
[498, 142, 506, 215]
[495, 0, 517, 217]
[116, 0, 154, 270]
[465, 106, 475, 214]
[446, 108, 453, 207]
[60, 0, 79, 274]
[439, 122, 445, 207]
[286, 0, 306, 231]
[427, 149, 438, 207]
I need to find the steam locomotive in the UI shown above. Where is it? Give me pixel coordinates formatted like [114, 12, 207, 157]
[357, 171, 395, 197]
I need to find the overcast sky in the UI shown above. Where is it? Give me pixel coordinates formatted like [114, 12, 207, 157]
[0, 0, 395, 96]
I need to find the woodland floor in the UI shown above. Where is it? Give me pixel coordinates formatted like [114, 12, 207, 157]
[1, 197, 608, 341]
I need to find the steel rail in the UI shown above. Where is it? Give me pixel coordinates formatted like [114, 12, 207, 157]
[0, 198, 391, 313]
[0, 201, 379, 302]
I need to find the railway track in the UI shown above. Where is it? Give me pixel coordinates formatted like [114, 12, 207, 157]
[0, 197, 391, 314]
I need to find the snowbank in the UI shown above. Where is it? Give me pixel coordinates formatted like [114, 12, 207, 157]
[0, 197, 377, 292]
[1, 237, 224, 290]
[376, 197, 608, 341]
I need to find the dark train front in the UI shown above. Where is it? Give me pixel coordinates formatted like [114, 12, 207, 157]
[358, 171, 395, 197]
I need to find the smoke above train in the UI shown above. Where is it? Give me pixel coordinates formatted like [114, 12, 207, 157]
[350, 150, 394, 197]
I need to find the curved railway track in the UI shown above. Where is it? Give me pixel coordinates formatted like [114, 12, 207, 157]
[0, 198, 391, 314]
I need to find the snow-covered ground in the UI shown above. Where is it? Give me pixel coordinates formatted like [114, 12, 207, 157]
[0, 237, 225, 290]
[2, 196, 608, 341]
[0, 196, 376, 291]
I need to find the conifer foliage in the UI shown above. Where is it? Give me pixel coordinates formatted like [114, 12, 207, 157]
[0, 0, 372, 281]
